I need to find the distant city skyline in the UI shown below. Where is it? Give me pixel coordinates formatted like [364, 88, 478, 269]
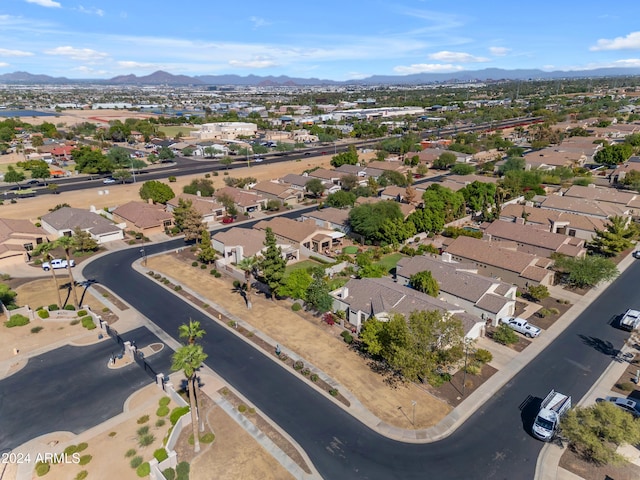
[2, 1, 640, 81]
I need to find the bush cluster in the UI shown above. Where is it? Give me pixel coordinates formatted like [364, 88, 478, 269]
[37, 309, 50, 319]
[5, 314, 29, 328]
[170, 406, 190, 425]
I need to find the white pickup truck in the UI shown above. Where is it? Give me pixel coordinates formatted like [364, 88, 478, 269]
[620, 308, 640, 331]
[500, 317, 541, 338]
[532, 389, 572, 441]
[42, 258, 75, 271]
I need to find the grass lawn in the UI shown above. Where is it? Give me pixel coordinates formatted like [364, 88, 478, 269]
[284, 259, 324, 276]
[374, 253, 406, 273]
[157, 125, 198, 138]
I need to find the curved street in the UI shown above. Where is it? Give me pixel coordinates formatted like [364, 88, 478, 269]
[83, 238, 637, 480]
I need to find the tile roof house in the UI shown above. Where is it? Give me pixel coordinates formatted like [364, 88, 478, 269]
[499, 204, 606, 241]
[166, 193, 226, 225]
[299, 207, 351, 234]
[40, 206, 125, 244]
[396, 254, 517, 326]
[214, 186, 267, 214]
[280, 173, 312, 191]
[112, 201, 174, 236]
[482, 220, 586, 258]
[444, 236, 555, 287]
[251, 181, 303, 205]
[524, 146, 587, 170]
[0, 218, 48, 266]
[253, 217, 344, 257]
[330, 277, 484, 338]
[562, 184, 638, 207]
[538, 194, 630, 219]
[212, 226, 298, 265]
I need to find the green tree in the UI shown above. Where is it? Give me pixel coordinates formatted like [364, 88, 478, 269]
[30, 163, 51, 184]
[325, 190, 356, 209]
[330, 145, 359, 168]
[589, 216, 636, 257]
[219, 156, 234, 170]
[173, 199, 204, 242]
[553, 254, 619, 288]
[238, 256, 259, 309]
[55, 235, 79, 308]
[72, 145, 113, 174]
[183, 178, 215, 197]
[198, 230, 217, 265]
[561, 401, 640, 465]
[276, 268, 313, 300]
[432, 152, 457, 170]
[305, 269, 333, 312]
[339, 174, 359, 192]
[378, 170, 409, 187]
[621, 169, 640, 191]
[34, 242, 63, 308]
[178, 319, 206, 345]
[157, 147, 175, 162]
[4, 166, 25, 188]
[355, 252, 388, 278]
[594, 143, 633, 166]
[112, 169, 132, 184]
[348, 201, 405, 244]
[460, 181, 497, 217]
[139, 180, 175, 204]
[258, 227, 287, 300]
[305, 178, 326, 198]
[171, 344, 208, 453]
[72, 227, 98, 253]
[526, 284, 549, 302]
[450, 163, 475, 175]
[0, 283, 17, 307]
[421, 184, 466, 223]
[409, 271, 439, 297]
[492, 323, 519, 345]
[216, 193, 237, 217]
[498, 156, 526, 175]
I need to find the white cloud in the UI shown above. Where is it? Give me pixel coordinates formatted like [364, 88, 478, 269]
[229, 57, 279, 69]
[117, 61, 160, 69]
[489, 46, 510, 56]
[0, 48, 34, 57]
[591, 32, 640, 51]
[0, 62, 9, 67]
[249, 16, 269, 28]
[393, 63, 464, 74]
[25, 0, 61, 7]
[73, 65, 109, 75]
[44, 46, 109, 61]
[428, 51, 489, 63]
[77, 6, 105, 16]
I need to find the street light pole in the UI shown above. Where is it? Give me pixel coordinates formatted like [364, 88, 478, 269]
[462, 339, 470, 396]
[411, 400, 416, 426]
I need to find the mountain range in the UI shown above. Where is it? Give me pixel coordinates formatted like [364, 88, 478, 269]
[1, 67, 640, 86]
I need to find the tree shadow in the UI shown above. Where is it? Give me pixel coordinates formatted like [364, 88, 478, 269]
[578, 334, 620, 358]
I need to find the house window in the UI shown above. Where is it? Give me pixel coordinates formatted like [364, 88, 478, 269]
[568, 229, 576, 237]
[23, 243, 33, 251]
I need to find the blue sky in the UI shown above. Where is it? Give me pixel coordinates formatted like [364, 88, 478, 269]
[2, 0, 640, 80]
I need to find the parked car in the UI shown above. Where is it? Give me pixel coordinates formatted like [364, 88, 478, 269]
[103, 178, 117, 184]
[597, 396, 640, 418]
[42, 258, 75, 271]
[499, 317, 541, 338]
[221, 216, 235, 224]
[620, 308, 640, 331]
[633, 250, 640, 259]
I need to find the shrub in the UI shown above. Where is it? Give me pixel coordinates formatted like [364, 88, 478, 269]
[232, 279, 242, 289]
[4, 314, 29, 327]
[310, 373, 319, 382]
[81, 317, 96, 330]
[492, 324, 519, 345]
[138, 433, 155, 447]
[77, 310, 88, 317]
[155, 418, 166, 427]
[35, 462, 50, 476]
[170, 406, 190, 425]
[70, 319, 81, 326]
[191, 261, 198, 267]
[214, 271, 222, 278]
[340, 330, 353, 344]
[200, 432, 215, 443]
[168, 176, 177, 182]
[474, 349, 493, 364]
[163, 468, 176, 480]
[302, 368, 311, 376]
[49, 304, 59, 311]
[102, 307, 110, 312]
[75, 471, 88, 480]
[538, 308, 551, 318]
[176, 462, 190, 477]
[78, 455, 92, 466]
[137, 415, 150, 424]
[108, 431, 117, 437]
[137, 425, 150, 436]
[329, 388, 339, 397]
[291, 303, 302, 311]
[64, 304, 76, 311]
[549, 307, 560, 315]
[154, 448, 168, 462]
[157, 405, 170, 417]
[31, 326, 44, 333]
[159, 396, 170, 407]
[37, 309, 50, 319]
[174, 285, 182, 291]
[76, 442, 88, 452]
[464, 364, 481, 375]
[294, 360, 304, 371]
[200, 264, 207, 269]
[238, 404, 247, 413]
[617, 382, 635, 392]
[130, 456, 143, 468]
[64, 444, 78, 455]
[210, 269, 218, 275]
[125, 449, 137, 458]
[527, 284, 550, 301]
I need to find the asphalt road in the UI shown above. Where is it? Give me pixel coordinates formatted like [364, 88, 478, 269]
[80, 231, 638, 479]
[0, 326, 173, 452]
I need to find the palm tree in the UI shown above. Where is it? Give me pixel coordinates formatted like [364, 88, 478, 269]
[238, 256, 259, 309]
[171, 344, 208, 453]
[37, 242, 63, 308]
[55, 235, 79, 309]
[178, 319, 206, 345]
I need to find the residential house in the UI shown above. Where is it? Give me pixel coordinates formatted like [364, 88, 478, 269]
[251, 181, 303, 206]
[299, 207, 351, 234]
[253, 217, 344, 257]
[214, 186, 268, 214]
[330, 277, 484, 338]
[380, 185, 407, 202]
[499, 204, 606, 241]
[166, 193, 226, 225]
[524, 146, 587, 170]
[538, 194, 631, 219]
[212, 227, 298, 265]
[112, 201, 174, 237]
[562, 184, 639, 207]
[482, 220, 586, 258]
[40, 206, 124, 244]
[396, 255, 517, 326]
[444, 236, 555, 287]
[306, 168, 343, 185]
[0, 218, 48, 266]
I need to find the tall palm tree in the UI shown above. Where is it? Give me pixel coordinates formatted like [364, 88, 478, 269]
[238, 256, 259, 309]
[171, 344, 208, 453]
[178, 319, 206, 345]
[55, 235, 79, 308]
[37, 242, 63, 308]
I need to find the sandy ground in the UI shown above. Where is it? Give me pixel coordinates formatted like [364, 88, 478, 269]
[145, 255, 452, 429]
